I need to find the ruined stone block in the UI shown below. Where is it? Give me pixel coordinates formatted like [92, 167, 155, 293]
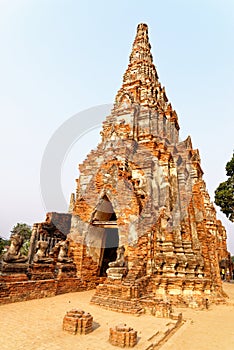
[63, 309, 93, 335]
[109, 324, 137, 348]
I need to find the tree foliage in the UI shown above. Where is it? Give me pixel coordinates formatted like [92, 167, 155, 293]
[215, 152, 234, 222]
[0, 236, 10, 256]
[11, 223, 32, 240]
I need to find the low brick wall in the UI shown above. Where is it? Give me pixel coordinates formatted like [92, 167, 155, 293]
[0, 276, 86, 304]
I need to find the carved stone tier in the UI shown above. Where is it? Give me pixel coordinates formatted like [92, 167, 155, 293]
[0, 261, 28, 276]
[29, 263, 55, 280]
[91, 277, 173, 317]
[55, 262, 77, 279]
[106, 267, 128, 280]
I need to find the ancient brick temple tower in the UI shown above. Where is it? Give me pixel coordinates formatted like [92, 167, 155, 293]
[1, 23, 229, 308]
[68, 23, 228, 309]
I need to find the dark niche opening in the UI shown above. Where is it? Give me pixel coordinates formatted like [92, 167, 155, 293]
[99, 228, 119, 277]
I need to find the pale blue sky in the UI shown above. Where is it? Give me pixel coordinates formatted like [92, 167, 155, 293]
[0, 0, 234, 252]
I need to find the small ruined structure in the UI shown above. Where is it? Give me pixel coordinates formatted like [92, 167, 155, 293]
[0, 213, 83, 302]
[0, 23, 230, 310]
[109, 324, 138, 348]
[63, 309, 93, 335]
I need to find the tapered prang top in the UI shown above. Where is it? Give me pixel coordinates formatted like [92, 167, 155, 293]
[114, 23, 169, 110]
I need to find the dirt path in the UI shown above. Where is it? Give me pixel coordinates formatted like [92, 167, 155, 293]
[161, 282, 234, 350]
[1, 282, 234, 350]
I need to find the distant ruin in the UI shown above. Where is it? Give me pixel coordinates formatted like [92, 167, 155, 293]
[0, 24, 231, 312]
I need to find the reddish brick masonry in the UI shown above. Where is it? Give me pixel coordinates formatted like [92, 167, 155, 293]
[109, 324, 138, 348]
[0, 23, 231, 311]
[63, 309, 93, 335]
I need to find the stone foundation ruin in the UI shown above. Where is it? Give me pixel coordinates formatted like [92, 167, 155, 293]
[63, 309, 93, 335]
[109, 324, 138, 348]
[0, 23, 231, 312]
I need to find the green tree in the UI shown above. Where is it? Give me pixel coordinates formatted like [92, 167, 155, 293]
[0, 236, 10, 256]
[215, 152, 234, 222]
[11, 223, 32, 255]
[0, 237, 5, 255]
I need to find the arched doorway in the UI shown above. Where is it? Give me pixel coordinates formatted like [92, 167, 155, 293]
[99, 227, 119, 276]
[91, 195, 119, 276]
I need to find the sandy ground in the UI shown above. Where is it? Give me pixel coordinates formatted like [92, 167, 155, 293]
[0, 289, 173, 350]
[161, 282, 234, 350]
[0, 282, 234, 350]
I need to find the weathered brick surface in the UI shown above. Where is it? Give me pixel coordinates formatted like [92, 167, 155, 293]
[63, 309, 93, 335]
[29, 263, 55, 280]
[0, 277, 86, 304]
[70, 23, 230, 310]
[109, 324, 137, 348]
[0, 23, 230, 309]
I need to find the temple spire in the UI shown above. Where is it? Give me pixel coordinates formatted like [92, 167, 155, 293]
[129, 23, 153, 65]
[114, 23, 167, 109]
[109, 23, 180, 140]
